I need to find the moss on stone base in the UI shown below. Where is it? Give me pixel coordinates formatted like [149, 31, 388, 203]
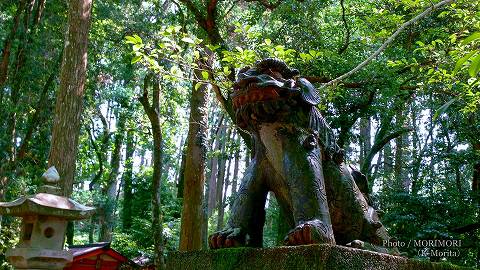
[166, 244, 471, 270]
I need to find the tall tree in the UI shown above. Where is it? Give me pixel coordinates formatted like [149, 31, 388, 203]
[179, 56, 211, 251]
[122, 128, 135, 231]
[99, 109, 127, 242]
[47, 0, 93, 196]
[138, 74, 165, 269]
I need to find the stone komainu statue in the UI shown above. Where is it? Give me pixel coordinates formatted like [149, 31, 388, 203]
[209, 58, 396, 253]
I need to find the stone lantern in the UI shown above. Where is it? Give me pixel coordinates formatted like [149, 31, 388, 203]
[0, 166, 95, 270]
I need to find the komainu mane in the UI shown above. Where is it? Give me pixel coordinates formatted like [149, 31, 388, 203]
[209, 58, 396, 254]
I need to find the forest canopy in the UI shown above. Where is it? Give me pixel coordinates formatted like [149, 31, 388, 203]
[0, 0, 479, 269]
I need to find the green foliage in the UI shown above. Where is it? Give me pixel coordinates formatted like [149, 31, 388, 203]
[0, 221, 18, 270]
[1, 0, 479, 268]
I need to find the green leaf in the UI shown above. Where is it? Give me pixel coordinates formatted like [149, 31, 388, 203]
[454, 51, 476, 74]
[201, 71, 209, 80]
[125, 36, 137, 44]
[468, 53, 480, 77]
[133, 44, 143, 51]
[462, 32, 480, 45]
[264, 39, 271, 46]
[131, 55, 142, 64]
[195, 82, 203, 90]
[223, 66, 231, 76]
[132, 34, 142, 44]
[433, 98, 457, 121]
[181, 37, 195, 44]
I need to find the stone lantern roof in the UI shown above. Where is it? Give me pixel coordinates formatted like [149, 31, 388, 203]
[0, 192, 95, 220]
[0, 166, 95, 220]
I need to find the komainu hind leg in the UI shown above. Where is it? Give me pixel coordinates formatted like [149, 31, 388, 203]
[209, 160, 268, 249]
[324, 159, 398, 254]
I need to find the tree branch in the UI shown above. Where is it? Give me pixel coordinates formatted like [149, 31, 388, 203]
[338, 0, 350, 54]
[304, 76, 364, 88]
[178, 0, 206, 28]
[325, 0, 455, 87]
[361, 127, 413, 175]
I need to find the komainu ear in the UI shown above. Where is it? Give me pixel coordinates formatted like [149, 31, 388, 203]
[298, 77, 321, 105]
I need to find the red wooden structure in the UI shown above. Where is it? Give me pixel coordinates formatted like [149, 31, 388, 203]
[64, 242, 137, 270]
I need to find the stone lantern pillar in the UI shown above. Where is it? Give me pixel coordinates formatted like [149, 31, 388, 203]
[0, 167, 95, 270]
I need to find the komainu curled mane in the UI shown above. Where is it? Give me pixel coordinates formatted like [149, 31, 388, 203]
[209, 58, 397, 254]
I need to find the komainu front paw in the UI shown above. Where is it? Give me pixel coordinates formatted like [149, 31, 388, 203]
[208, 227, 248, 249]
[284, 219, 335, 246]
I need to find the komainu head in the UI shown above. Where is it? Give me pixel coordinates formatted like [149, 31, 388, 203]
[232, 58, 321, 129]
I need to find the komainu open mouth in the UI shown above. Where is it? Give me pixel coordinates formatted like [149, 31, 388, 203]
[231, 58, 321, 129]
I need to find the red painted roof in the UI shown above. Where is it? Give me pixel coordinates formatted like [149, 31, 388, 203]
[66, 242, 137, 266]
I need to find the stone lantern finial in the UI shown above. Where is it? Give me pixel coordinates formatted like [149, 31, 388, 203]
[38, 166, 62, 195]
[42, 166, 60, 184]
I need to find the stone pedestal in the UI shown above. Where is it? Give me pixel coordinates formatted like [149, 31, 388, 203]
[6, 248, 73, 270]
[166, 244, 471, 270]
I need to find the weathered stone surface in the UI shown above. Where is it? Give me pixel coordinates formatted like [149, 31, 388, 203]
[0, 193, 95, 219]
[167, 244, 470, 270]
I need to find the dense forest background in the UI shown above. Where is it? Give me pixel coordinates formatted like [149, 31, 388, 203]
[0, 0, 479, 269]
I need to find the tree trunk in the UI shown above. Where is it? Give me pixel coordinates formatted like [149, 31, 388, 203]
[89, 107, 110, 191]
[177, 143, 187, 198]
[138, 75, 165, 269]
[0, 0, 26, 91]
[218, 141, 232, 231]
[174, 136, 185, 186]
[66, 221, 74, 246]
[472, 144, 480, 196]
[17, 52, 62, 160]
[394, 111, 406, 192]
[179, 56, 211, 251]
[216, 128, 231, 230]
[47, 0, 92, 196]
[99, 111, 126, 242]
[359, 117, 371, 166]
[88, 216, 95, 243]
[384, 142, 393, 175]
[122, 129, 135, 231]
[207, 113, 224, 216]
[231, 132, 241, 197]
[4, 0, 45, 169]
